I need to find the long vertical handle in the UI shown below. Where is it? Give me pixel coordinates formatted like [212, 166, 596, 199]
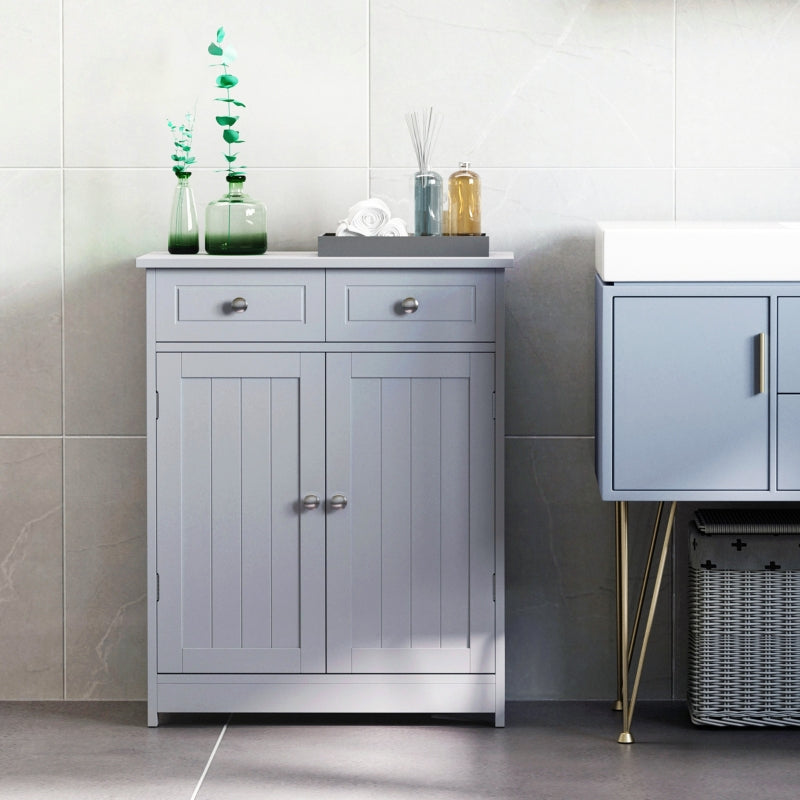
[758, 332, 766, 394]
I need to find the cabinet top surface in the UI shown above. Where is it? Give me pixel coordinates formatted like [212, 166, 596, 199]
[137, 251, 514, 270]
[596, 221, 800, 282]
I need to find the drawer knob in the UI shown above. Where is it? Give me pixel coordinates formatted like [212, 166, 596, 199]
[230, 297, 248, 313]
[400, 297, 420, 314]
[302, 493, 320, 510]
[329, 493, 348, 510]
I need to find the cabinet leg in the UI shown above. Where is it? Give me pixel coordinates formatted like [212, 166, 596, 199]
[616, 500, 676, 744]
[617, 502, 633, 743]
[614, 502, 623, 712]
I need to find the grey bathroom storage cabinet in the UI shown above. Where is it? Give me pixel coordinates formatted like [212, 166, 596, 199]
[596, 276, 800, 500]
[137, 251, 512, 727]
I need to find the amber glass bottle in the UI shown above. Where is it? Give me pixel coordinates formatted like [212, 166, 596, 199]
[447, 162, 481, 235]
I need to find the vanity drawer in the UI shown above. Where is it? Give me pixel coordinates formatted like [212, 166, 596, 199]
[779, 297, 800, 392]
[326, 269, 495, 342]
[155, 270, 325, 341]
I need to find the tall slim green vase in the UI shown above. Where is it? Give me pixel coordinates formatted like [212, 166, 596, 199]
[167, 171, 199, 254]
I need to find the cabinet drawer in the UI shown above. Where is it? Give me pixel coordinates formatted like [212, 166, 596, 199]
[779, 297, 800, 392]
[155, 270, 325, 341]
[326, 269, 495, 342]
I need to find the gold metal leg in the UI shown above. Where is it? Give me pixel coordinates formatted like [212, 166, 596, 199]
[616, 500, 677, 745]
[618, 502, 633, 743]
[628, 501, 664, 664]
[614, 502, 623, 712]
[625, 501, 676, 733]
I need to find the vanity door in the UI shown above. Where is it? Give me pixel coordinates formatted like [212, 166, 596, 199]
[612, 296, 769, 492]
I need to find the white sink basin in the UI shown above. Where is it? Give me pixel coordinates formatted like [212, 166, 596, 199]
[596, 221, 800, 282]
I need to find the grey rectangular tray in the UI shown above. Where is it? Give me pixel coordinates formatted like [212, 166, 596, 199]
[318, 233, 489, 257]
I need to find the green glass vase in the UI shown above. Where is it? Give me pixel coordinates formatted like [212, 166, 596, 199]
[167, 171, 199, 254]
[205, 175, 267, 255]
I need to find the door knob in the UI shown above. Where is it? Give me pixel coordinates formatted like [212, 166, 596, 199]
[329, 493, 348, 510]
[400, 297, 419, 314]
[230, 297, 248, 313]
[302, 494, 320, 510]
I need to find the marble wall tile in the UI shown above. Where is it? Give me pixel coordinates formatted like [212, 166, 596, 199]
[64, 438, 146, 700]
[0, 439, 63, 699]
[0, 170, 62, 435]
[677, 169, 800, 220]
[677, 0, 800, 167]
[370, 167, 674, 437]
[370, 0, 674, 168]
[63, 170, 153, 436]
[0, 0, 61, 166]
[505, 437, 673, 700]
[63, 0, 368, 168]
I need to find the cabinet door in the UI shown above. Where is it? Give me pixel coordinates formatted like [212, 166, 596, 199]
[326, 352, 495, 674]
[613, 297, 769, 491]
[156, 352, 325, 673]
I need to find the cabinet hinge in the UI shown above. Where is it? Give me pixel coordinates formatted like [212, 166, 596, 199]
[156, 573, 160, 602]
[492, 392, 496, 421]
[155, 390, 159, 420]
[492, 573, 496, 602]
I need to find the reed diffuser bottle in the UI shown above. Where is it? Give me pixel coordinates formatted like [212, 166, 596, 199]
[406, 108, 443, 236]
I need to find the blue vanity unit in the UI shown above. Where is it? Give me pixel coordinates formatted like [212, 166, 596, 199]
[594, 221, 800, 742]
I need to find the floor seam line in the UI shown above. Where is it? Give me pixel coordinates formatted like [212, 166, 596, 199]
[190, 714, 231, 800]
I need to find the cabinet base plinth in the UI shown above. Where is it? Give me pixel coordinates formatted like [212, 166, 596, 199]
[154, 674, 498, 721]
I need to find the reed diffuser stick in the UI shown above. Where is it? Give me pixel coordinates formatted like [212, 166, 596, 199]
[406, 107, 443, 235]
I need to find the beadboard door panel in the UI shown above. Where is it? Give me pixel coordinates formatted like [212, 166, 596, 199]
[325, 352, 495, 674]
[155, 352, 325, 674]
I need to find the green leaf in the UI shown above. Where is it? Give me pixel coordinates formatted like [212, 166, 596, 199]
[222, 129, 240, 143]
[216, 74, 238, 88]
[171, 154, 184, 161]
[208, 43, 223, 56]
[222, 46, 237, 63]
[231, 99, 246, 108]
[224, 154, 238, 162]
[215, 115, 239, 127]
[215, 97, 234, 103]
[185, 157, 196, 165]
[216, 26, 225, 44]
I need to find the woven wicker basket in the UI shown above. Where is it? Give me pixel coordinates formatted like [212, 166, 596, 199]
[688, 511, 800, 727]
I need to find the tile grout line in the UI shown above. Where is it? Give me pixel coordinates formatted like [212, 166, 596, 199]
[673, 0, 678, 220]
[60, 0, 67, 702]
[189, 715, 232, 800]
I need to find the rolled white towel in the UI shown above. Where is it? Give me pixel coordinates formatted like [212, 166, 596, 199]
[377, 218, 408, 237]
[335, 221, 358, 236]
[344, 198, 391, 236]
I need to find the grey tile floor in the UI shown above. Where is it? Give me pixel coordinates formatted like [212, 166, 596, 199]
[1, 701, 799, 799]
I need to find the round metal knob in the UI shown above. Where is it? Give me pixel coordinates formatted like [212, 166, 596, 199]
[400, 297, 419, 314]
[302, 494, 320, 510]
[231, 297, 248, 313]
[329, 493, 348, 510]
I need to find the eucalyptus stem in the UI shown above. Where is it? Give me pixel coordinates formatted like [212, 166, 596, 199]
[209, 26, 246, 177]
